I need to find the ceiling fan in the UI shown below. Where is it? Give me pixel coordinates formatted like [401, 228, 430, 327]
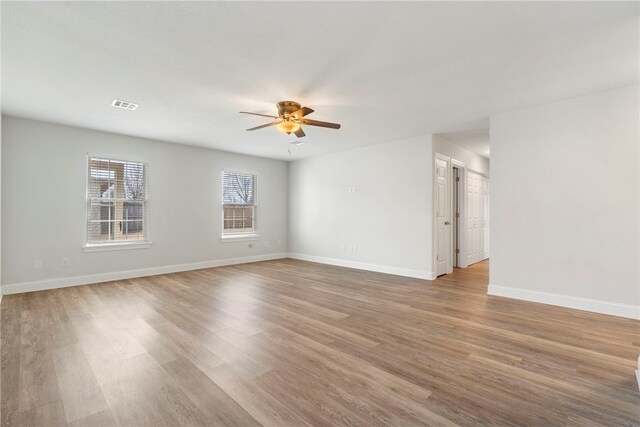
[240, 101, 341, 138]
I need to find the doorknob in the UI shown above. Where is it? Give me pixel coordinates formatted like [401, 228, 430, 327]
[444, 221, 450, 225]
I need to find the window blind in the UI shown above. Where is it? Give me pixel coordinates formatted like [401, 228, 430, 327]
[222, 171, 256, 234]
[87, 157, 148, 243]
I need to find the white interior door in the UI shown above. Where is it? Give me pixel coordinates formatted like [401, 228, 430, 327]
[435, 156, 450, 276]
[467, 171, 489, 265]
[482, 178, 490, 259]
[467, 171, 481, 265]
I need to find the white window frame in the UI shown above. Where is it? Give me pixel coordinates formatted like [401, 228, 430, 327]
[220, 169, 259, 242]
[84, 154, 152, 252]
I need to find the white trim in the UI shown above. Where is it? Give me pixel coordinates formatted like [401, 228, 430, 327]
[219, 234, 260, 242]
[83, 241, 153, 252]
[450, 159, 466, 168]
[636, 355, 640, 391]
[288, 253, 435, 280]
[487, 284, 640, 320]
[467, 167, 490, 178]
[0, 253, 288, 295]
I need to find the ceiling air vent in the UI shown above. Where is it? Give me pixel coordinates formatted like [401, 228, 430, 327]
[112, 99, 139, 110]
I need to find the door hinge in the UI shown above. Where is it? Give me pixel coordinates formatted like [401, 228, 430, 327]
[456, 177, 460, 182]
[456, 212, 460, 218]
[456, 249, 460, 254]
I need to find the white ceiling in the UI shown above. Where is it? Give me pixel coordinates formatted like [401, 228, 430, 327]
[2, 2, 638, 161]
[438, 129, 491, 159]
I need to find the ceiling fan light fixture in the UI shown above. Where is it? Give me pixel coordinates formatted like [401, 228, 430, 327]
[277, 120, 301, 134]
[241, 101, 340, 138]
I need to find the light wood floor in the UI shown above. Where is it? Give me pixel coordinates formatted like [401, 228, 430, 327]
[1, 259, 639, 426]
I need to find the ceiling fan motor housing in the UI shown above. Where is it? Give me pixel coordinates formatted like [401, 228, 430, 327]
[277, 101, 302, 118]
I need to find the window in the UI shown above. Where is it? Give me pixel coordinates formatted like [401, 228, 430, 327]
[86, 156, 148, 245]
[222, 171, 256, 235]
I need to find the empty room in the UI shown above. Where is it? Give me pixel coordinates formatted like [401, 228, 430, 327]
[1, 1, 639, 426]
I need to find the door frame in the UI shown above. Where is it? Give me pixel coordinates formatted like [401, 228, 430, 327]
[451, 158, 469, 269]
[432, 154, 489, 276]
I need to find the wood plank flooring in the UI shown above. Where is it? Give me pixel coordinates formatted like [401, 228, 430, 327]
[1, 259, 639, 426]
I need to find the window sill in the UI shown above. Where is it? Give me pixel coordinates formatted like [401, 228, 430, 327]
[83, 241, 153, 252]
[220, 234, 260, 243]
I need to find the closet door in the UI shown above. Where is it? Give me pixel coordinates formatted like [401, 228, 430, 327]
[466, 172, 480, 265]
[482, 177, 490, 259]
[466, 172, 489, 265]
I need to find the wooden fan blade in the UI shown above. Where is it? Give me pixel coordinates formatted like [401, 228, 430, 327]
[240, 111, 280, 119]
[294, 128, 306, 138]
[300, 118, 341, 129]
[290, 107, 314, 119]
[246, 121, 281, 131]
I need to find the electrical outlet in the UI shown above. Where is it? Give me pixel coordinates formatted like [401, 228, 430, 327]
[62, 258, 70, 267]
[34, 259, 42, 270]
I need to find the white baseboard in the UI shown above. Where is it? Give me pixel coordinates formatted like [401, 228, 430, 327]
[0, 253, 288, 295]
[288, 253, 435, 280]
[488, 284, 640, 320]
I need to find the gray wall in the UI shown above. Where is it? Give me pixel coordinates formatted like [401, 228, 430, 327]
[1, 116, 288, 288]
[489, 85, 639, 318]
[288, 135, 435, 278]
[0, 115, 2, 299]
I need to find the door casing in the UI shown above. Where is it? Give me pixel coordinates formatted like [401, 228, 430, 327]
[451, 158, 469, 269]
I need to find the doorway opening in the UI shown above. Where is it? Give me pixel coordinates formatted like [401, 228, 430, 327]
[432, 129, 490, 279]
[433, 153, 490, 278]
